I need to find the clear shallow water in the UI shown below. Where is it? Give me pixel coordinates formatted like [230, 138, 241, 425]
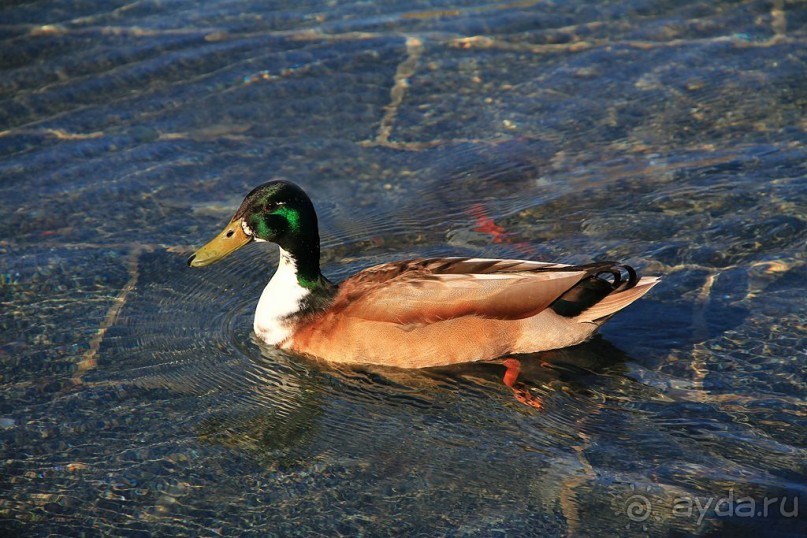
[1, 0, 805, 535]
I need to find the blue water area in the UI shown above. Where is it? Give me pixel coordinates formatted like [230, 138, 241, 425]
[1, 0, 805, 536]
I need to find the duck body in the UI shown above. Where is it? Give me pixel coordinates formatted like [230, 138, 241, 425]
[189, 181, 659, 369]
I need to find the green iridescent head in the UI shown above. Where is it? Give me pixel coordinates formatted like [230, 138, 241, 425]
[234, 181, 315, 243]
[188, 180, 321, 270]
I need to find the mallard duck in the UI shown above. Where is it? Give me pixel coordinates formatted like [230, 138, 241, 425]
[188, 180, 659, 369]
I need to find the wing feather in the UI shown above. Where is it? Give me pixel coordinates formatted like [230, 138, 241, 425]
[332, 257, 585, 324]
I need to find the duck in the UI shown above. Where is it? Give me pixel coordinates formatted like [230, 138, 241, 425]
[188, 180, 659, 370]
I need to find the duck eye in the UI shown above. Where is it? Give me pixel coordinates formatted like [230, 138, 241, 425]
[264, 201, 285, 213]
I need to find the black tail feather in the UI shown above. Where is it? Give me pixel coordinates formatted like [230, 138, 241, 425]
[550, 262, 638, 317]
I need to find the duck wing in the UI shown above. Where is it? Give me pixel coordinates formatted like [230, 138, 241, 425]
[332, 257, 594, 324]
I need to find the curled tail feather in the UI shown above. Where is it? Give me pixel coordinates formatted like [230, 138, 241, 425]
[550, 262, 639, 318]
[573, 276, 660, 323]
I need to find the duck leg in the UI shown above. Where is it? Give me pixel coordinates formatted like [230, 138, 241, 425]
[501, 358, 542, 410]
[467, 203, 538, 257]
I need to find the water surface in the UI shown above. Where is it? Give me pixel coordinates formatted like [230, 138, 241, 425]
[1, 0, 805, 535]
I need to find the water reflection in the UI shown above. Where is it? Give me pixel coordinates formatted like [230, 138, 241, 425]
[197, 337, 641, 463]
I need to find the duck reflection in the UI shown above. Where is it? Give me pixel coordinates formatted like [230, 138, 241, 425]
[195, 335, 642, 467]
[426, 336, 635, 411]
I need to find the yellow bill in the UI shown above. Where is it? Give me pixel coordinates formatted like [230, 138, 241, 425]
[188, 217, 251, 267]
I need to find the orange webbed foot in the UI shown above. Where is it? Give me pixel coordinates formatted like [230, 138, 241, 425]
[468, 203, 508, 242]
[466, 203, 539, 256]
[502, 358, 542, 410]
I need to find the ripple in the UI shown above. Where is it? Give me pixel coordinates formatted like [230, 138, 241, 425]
[3, 0, 807, 535]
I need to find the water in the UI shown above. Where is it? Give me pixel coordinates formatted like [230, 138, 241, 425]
[1, 0, 805, 535]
